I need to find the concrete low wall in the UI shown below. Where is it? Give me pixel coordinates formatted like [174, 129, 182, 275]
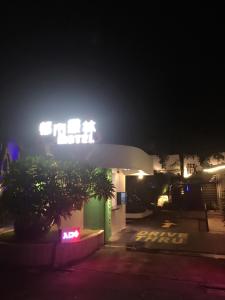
[111, 205, 126, 235]
[0, 230, 104, 268]
[54, 230, 104, 268]
[126, 209, 153, 219]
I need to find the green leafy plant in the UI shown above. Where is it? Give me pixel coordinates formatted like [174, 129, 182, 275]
[0, 156, 114, 240]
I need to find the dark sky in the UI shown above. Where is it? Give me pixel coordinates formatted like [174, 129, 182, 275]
[0, 3, 224, 154]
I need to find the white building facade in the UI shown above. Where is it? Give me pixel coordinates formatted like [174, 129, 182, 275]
[49, 143, 153, 240]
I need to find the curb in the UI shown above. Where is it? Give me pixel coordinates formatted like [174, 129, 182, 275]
[126, 244, 225, 260]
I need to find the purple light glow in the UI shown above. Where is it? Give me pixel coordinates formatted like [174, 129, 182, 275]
[7, 142, 20, 161]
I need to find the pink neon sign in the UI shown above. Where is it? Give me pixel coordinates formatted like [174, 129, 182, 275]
[61, 227, 80, 243]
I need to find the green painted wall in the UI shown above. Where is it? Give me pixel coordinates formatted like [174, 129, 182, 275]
[83, 169, 112, 241]
[84, 197, 112, 241]
[104, 199, 112, 241]
[84, 197, 105, 230]
[104, 169, 112, 241]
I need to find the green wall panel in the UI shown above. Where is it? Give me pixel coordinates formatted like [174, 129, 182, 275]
[83, 169, 112, 241]
[84, 197, 104, 229]
[104, 199, 112, 241]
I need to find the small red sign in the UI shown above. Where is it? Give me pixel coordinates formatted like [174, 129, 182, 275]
[61, 227, 80, 243]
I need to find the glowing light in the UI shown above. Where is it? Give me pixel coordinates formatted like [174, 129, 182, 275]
[74, 230, 79, 238]
[138, 173, 144, 180]
[61, 227, 80, 243]
[82, 120, 96, 143]
[0, 183, 3, 196]
[63, 231, 79, 239]
[39, 121, 52, 136]
[82, 120, 96, 134]
[203, 165, 225, 173]
[53, 123, 66, 137]
[157, 195, 169, 207]
[39, 119, 96, 144]
[135, 170, 148, 179]
[7, 142, 20, 161]
[67, 119, 81, 134]
[183, 166, 192, 178]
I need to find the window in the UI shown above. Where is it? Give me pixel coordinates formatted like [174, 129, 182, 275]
[187, 163, 196, 175]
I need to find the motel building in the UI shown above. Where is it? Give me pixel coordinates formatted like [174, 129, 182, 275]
[39, 118, 153, 241]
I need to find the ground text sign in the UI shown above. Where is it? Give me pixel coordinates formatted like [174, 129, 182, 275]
[135, 231, 188, 244]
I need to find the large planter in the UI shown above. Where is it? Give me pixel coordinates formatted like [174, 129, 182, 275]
[14, 217, 51, 241]
[0, 230, 104, 268]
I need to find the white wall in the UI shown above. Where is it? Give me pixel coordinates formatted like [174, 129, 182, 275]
[111, 168, 126, 235]
[152, 155, 162, 171]
[152, 154, 180, 173]
[111, 168, 126, 208]
[111, 205, 126, 235]
[61, 207, 84, 230]
[165, 155, 180, 173]
[183, 156, 201, 177]
[51, 144, 153, 175]
[216, 173, 225, 211]
[184, 156, 200, 165]
[208, 152, 225, 166]
[152, 154, 202, 177]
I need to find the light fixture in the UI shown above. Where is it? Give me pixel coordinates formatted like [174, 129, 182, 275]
[138, 173, 144, 180]
[157, 195, 169, 207]
[183, 166, 192, 178]
[137, 170, 147, 180]
[203, 165, 225, 173]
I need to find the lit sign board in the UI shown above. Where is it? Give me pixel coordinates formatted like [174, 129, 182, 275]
[61, 227, 80, 243]
[39, 118, 96, 144]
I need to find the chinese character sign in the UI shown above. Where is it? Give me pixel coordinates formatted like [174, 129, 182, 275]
[39, 121, 53, 136]
[39, 118, 96, 144]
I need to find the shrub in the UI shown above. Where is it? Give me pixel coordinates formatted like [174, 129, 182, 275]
[0, 156, 114, 240]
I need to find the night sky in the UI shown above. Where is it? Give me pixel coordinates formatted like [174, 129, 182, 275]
[0, 3, 224, 155]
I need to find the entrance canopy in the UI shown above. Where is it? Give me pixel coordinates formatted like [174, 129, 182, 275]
[49, 144, 153, 175]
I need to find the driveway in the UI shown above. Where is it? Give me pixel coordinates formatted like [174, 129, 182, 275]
[109, 210, 225, 256]
[1, 247, 225, 299]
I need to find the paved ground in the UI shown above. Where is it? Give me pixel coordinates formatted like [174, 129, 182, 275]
[0, 226, 12, 234]
[1, 210, 225, 299]
[1, 247, 225, 299]
[208, 211, 225, 234]
[110, 210, 225, 256]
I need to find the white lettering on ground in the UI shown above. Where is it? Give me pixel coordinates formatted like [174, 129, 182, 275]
[135, 231, 189, 244]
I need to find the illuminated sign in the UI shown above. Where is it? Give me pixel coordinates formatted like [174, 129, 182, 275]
[39, 118, 96, 144]
[61, 227, 80, 243]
